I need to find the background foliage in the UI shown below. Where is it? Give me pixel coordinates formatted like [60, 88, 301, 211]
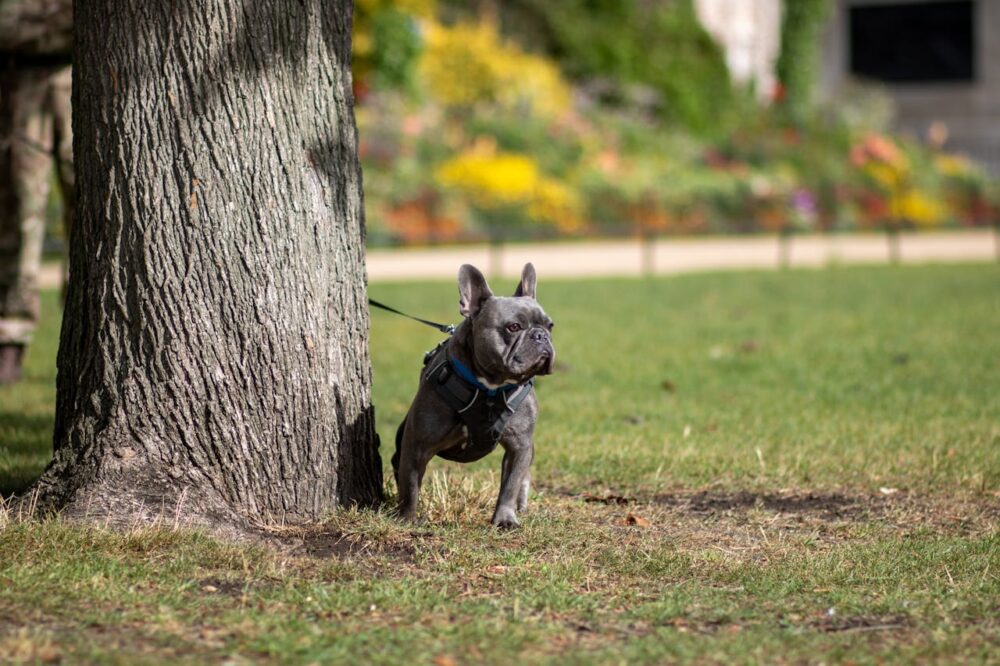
[481, 0, 735, 134]
[352, 0, 997, 246]
[775, 0, 831, 125]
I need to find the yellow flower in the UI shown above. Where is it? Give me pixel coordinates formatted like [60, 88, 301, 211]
[436, 150, 539, 207]
[353, 31, 374, 58]
[897, 189, 948, 227]
[865, 162, 907, 189]
[356, 0, 435, 17]
[419, 20, 570, 116]
[934, 154, 973, 177]
[529, 178, 583, 231]
[435, 147, 581, 230]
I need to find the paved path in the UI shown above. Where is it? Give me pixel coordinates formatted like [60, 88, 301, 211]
[39, 229, 997, 288]
[366, 229, 998, 280]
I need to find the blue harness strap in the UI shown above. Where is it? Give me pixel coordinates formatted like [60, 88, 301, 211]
[446, 355, 520, 397]
[390, 339, 535, 480]
[425, 348, 533, 463]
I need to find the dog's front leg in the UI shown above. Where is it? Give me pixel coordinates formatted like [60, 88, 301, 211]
[504, 448, 532, 512]
[492, 442, 533, 529]
[517, 468, 531, 513]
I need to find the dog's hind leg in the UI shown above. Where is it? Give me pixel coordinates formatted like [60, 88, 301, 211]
[396, 423, 432, 521]
[391, 416, 407, 486]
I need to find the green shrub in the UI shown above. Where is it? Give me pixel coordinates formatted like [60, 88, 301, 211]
[472, 0, 736, 135]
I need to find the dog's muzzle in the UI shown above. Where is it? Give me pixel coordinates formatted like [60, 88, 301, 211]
[528, 328, 555, 375]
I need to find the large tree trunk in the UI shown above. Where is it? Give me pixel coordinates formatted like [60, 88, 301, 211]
[27, 0, 382, 531]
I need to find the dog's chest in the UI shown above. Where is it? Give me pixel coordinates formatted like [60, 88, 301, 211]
[435, 394, 520, 463]
[420, 345, 533, 463]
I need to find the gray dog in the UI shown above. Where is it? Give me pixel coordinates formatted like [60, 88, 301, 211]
[391, 263, 555, 528]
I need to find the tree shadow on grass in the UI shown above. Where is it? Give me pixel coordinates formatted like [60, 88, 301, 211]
[0, 411, 53, 498]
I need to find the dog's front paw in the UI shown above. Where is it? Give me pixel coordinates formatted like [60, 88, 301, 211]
[395, 501, 419, 523]
[491, 507, 521, 530]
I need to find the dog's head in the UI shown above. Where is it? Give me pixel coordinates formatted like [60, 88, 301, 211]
[457, 263, 555, 385]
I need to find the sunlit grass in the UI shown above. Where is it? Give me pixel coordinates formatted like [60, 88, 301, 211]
[0, 291, 59, 497]
[370, 263, 1000, 494]
[1, 263, 998, 663]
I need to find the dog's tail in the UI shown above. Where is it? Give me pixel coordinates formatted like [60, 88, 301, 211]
[391, 417, 406, 486]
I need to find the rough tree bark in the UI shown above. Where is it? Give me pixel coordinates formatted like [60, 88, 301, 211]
[26, 0, 382, 531]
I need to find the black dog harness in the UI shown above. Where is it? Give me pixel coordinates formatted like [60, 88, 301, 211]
[419, 341, 533, 463]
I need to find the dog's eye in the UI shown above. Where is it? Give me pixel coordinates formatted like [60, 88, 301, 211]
[547, 321, 554, 331]
[505, 322, 522, 333]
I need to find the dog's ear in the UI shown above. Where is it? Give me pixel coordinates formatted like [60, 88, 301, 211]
[458, 264, 493, 318]
[513, 263, 536, 299]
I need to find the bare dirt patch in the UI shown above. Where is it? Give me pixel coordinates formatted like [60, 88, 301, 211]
[548, 486, 999, 562]
[652, 489, 1000, 535]
[291, 529, 417, 561]
[624, 488, 999, 561]
[657, 490, 870, 520]
[812, 613, 911, 634]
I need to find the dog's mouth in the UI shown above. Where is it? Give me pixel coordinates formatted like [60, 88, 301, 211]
[498, 333, 555, 383]
[511, 349, 554, 379]
[536, 351, 554, 376]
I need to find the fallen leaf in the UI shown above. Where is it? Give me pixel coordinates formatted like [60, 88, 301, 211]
[879, 487, 900, 496]
[202, 585, 218, 593]
[624, 513, 651, 527]
[739, 340, 759, 353]
[39, 648, 60, 664]
[660, 379, 676, 393]
[433, 656, 457, 666]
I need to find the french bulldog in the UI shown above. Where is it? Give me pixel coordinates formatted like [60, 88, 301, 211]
[391, 263, 555, 528]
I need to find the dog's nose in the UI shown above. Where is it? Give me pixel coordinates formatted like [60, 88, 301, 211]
[530, 328, 548, 343]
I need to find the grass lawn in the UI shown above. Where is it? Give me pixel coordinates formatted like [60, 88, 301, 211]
[1, 263, 999, 664]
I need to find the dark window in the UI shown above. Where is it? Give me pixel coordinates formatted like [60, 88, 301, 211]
[849, 1, 975, 83]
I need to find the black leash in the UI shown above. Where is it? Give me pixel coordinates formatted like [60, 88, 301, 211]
[368, 298, 455, 334]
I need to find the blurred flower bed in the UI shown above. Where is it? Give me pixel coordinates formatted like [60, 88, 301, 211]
[354, 2, 998, 246]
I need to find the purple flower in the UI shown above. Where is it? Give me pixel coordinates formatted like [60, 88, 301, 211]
[791, 189, 817, 216]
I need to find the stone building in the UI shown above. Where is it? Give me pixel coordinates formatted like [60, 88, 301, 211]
[820, 0, 999, 171]
[696, 0, 998, 172]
